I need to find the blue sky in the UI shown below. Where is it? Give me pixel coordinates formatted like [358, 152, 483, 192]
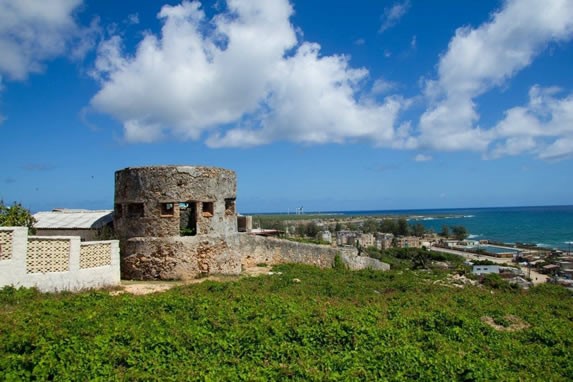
[1, 0, 572, 213]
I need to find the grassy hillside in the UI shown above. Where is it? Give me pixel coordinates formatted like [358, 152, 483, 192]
[1, 265, 572, 381]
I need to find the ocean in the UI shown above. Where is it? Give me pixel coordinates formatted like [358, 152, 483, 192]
[321, 205, 573, 250]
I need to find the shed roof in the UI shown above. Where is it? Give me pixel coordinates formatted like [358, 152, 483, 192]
[33, 209, 113, 229]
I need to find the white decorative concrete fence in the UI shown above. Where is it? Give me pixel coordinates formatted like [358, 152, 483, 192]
[0, 227, 120, 292]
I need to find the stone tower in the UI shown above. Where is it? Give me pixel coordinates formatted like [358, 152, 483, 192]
[114, 166, 239, 279]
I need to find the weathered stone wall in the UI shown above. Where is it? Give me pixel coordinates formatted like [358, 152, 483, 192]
[236, 235, 339, 269]
[121, 235, 242, 280]
[113, 165, 388, 280]
[120, 233, 389, 280]
[235, 235, 389, 271]
[114, 166, 237, 240]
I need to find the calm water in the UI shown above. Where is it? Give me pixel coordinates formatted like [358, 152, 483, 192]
[323, 205, 573, 250]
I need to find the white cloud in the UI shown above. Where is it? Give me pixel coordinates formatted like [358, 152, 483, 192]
[379, 1, 411, 33]
[0, 0, 85, 81]
[91, 0, 407, 147]
[414, 154, 432, 162]
[418, 0, 573, 154]
[539, 137, 573, 160]
[0, 0, 97, 125]
[371, 78, 397, 95]
[489, 85, 573, 159]
[208, 43, 405, 147]
[127, 13, 140, 25]
[86, 0, 573, 161]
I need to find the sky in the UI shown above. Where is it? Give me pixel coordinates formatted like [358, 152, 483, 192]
[0, 0, 572, 214]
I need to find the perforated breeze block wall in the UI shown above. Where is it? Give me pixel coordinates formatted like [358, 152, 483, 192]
[0, 230, 13, 261]
[0, 227, 120, 292]
[80, 242, 112, 269]
[27, 238, 71, 273]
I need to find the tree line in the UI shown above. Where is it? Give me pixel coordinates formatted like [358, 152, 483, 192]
[0, 201, 36, 232]
[256, 215, 469, 241]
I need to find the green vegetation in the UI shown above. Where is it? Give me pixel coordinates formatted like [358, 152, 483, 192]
[472, 259, 497, 266]
[0, 201, 36, 232]
[439, 225, 450, 237]
[2, 264, 572, 380]
[378, 218, 414, 236]
[253, 214, 439, 240]
[452, 225, 469, 240]
[366, 247, 466, 270]
[481, 273, 519, 291]
[286, 237, 330, 245]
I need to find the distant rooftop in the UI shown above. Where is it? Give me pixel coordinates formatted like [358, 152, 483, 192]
[33, 209, 113, 229]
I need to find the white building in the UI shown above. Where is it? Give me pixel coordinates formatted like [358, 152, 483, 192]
[472, 265, 500, 275]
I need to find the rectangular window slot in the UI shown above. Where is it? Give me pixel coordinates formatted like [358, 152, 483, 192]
[127, 203, 144, 218]
[225, 198, 236, 214]
[114, 203, 123, 219]
[181, 201, 197, 236]
[160, 202, 174, 217]
[202, 202, 214, 217]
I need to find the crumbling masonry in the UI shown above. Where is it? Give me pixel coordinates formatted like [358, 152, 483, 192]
[115, 165, 388, 280]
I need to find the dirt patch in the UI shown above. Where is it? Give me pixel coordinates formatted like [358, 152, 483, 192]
[111, 265, 273, 295]
[481, 315, 531, 332]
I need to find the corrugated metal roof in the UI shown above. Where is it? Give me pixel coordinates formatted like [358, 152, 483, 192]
[33, 209, 113, 229]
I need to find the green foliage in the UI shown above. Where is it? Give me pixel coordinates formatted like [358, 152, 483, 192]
[481, 273, 518, 291]
[368, 247, 465, 268]
[439, 225, 450, 237]
[1, 266, 572, 380]
[304, 221, 319, 237]
[180, 227, 196, 236]
[397, 218, 409, 236]
[378, 218, 412, 236]
[379, 218, 398, 234]
[452, 225, 469, 240]
[0, 201, 36, 232]
[286, 237, 329, 245]
[410, 222, 427, 237]
[472, 259, 497, 266]
[332, 254, 347, 270]
[362, 218, 379, 234]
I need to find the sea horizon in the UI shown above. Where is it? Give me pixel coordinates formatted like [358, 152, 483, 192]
[248, 204, 573, 251]
[246, 203, 573, 216]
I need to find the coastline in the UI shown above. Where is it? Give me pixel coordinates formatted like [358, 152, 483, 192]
[249, 205, 573, 251]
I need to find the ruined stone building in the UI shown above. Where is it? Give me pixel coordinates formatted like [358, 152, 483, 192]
[114, 166, 239, 279]
[115, 165, 389, 280]
[115, 166, 237, 240]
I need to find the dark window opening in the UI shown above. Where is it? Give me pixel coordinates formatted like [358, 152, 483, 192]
[114, 203, 123, 219]
[160, 202, 174, 217]
[127, 203, 144, 218]
[225, 198, 236, 214]
[180, 201, 197, 236]
[202, 202, 214, 217]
